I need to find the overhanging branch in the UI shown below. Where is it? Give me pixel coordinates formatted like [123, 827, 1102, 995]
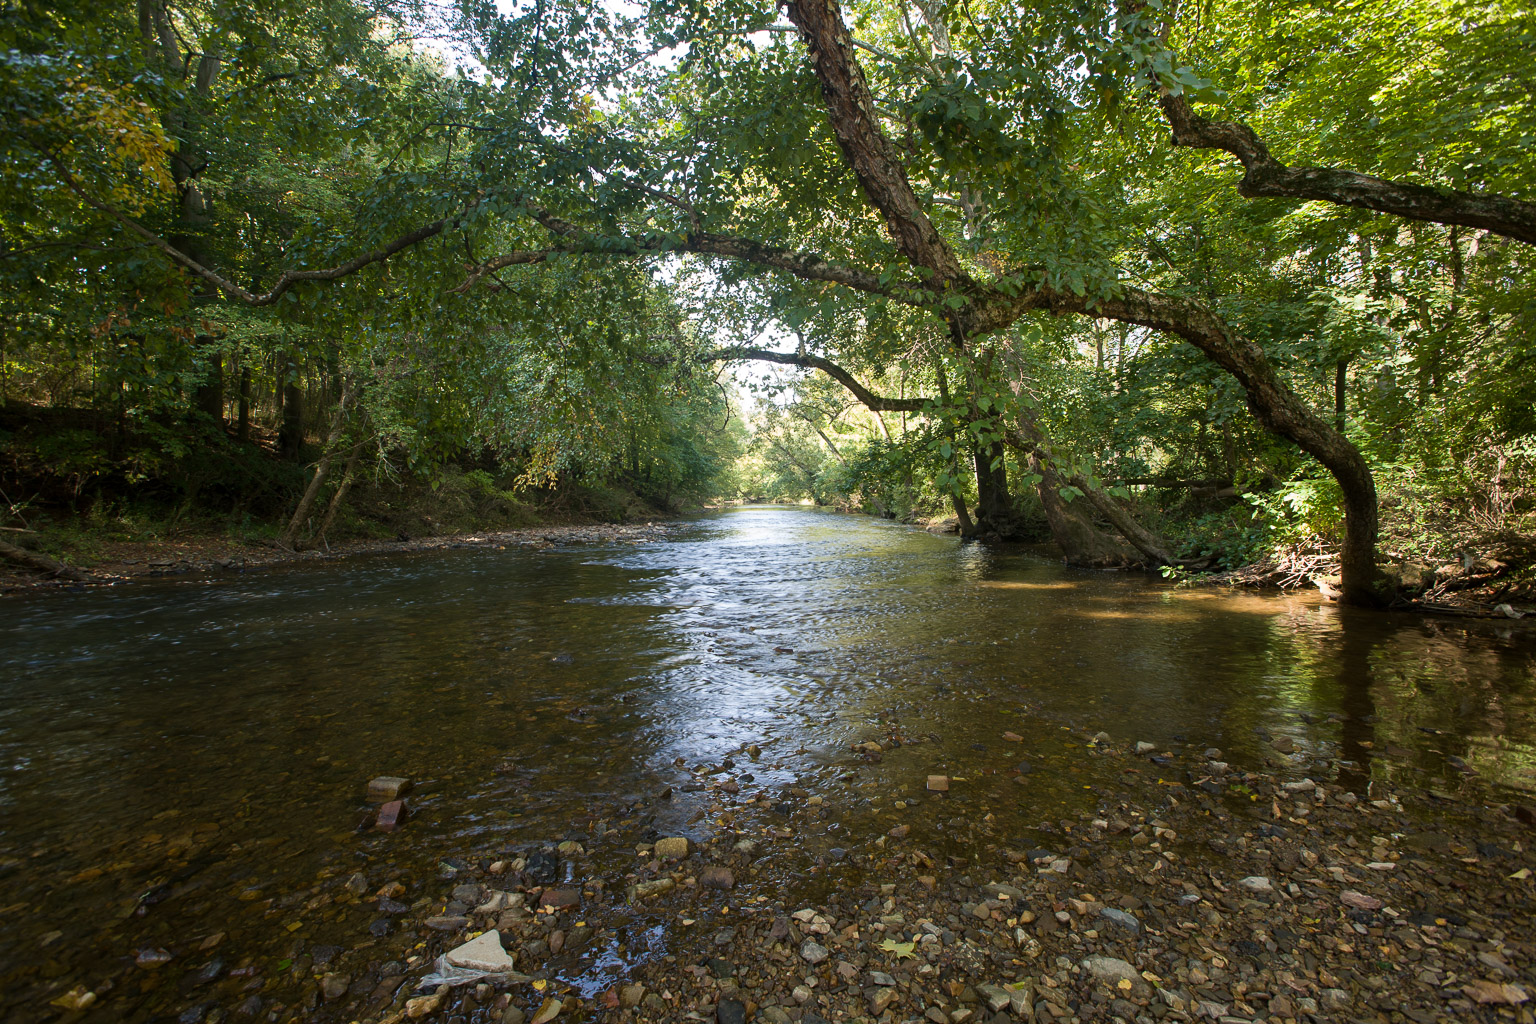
[705, 347, 928, 412]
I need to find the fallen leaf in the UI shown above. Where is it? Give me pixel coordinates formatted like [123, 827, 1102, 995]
[531, 996, 563, 1024]
[879, 939, 917, 960]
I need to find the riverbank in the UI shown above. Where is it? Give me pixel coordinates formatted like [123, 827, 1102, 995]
[0, 518, 686, 595]
[206, 722, 1535, 1024]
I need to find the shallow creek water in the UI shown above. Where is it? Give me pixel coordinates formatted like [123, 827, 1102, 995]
[1, 506, 1533, 1021]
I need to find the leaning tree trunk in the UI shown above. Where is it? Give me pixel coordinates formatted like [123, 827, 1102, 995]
[311, 439, 365, 550]
[279, 383, 354, 550]
[1006, 404, 1177, 565]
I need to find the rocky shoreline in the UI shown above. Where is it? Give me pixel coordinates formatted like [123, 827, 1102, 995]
[173, 729, 1535, 1024]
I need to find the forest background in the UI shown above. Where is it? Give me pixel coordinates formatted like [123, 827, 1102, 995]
[1, 0, 1532, 608]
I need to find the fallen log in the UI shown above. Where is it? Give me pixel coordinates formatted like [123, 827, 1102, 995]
[0, 537, 87, 581]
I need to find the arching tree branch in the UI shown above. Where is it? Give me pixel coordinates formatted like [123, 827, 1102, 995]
[705, 347, 928, 412]
[1156, 90, 1536, 245]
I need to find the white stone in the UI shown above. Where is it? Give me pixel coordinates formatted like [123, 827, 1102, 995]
[446, 930, 516, 973]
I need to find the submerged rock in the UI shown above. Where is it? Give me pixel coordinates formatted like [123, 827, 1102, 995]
[654, 837, 691, 860]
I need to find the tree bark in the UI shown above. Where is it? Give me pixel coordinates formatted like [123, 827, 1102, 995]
[280, 382, 353, 549]
[312, 440, 365, 549]
[236, 365, 251, 441]
[0, 537, 86, 581]
[279, 355, 304, 461]
[1141, 57, 1536, 244]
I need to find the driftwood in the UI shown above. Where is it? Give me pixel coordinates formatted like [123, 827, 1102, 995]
[0, 537, 86, 581]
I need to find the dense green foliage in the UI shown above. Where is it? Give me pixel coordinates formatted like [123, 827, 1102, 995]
[2, 0, 1531, 599]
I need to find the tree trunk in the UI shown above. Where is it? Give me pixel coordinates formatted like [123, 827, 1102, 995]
[279, 355, 304, 461]
[1334, 359, 1348, 428]
[971, 440, 1018, 539]
[280, 382, 353, 549]
[236, 365, 251, 441]
[0, 537, 86, 581]
[1024, 452, 1136, 567]
[193, 350, 223, 424]
[312, 440, 364, 549]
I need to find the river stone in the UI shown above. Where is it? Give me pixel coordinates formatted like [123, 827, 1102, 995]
[620, 984, 645, 1008]
[800, 940, 830, 964]
[982, 882, 1025, 901]
[1082, 955, 1143, 993]
[1100, 908, 1140, 933]
[655, 837, 691, 860]
[1237, 876, 1274, 894]
[426, 916, 470, 932]
[367, 776, 412, 801]
[926, 775, 950, 792]
[320, 974, 349, 1000]
[868, 971, 896, 987]
[700, 865, 735, 889]
[717, 997, 747, 1024]
[1272, 735, 1296, 754]
[1135, 741, 1156, 755]
[375, 799, 407, 832]
[629, 878, 675, 901]
[446, 930, 516, 972]
[867, 987, 899, 1014]
[538, 888, 580, 910]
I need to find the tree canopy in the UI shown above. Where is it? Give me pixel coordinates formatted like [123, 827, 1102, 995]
[3, 0, 1531, 602]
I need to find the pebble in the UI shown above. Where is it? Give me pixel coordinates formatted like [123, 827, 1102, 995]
[1236, 875, 1273, 893]
[800, 940, 830, 964]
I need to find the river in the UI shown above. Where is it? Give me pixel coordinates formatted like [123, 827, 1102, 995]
[1, 506, 1533, 1022]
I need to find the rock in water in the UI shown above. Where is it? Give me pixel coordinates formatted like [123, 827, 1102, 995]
[367, 776, 412, 801]
[1237, 876, 1274, 894]
[926, 775, 950, 792]
[446, 930, 517, 972]
[375, 800, 407, 832]
[699, 865, 735, 889]
[654, 837, 691, 860]
[717, 998, 747, 1024]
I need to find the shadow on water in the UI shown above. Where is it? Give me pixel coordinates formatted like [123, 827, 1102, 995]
[0, 505, 1532, 1020]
